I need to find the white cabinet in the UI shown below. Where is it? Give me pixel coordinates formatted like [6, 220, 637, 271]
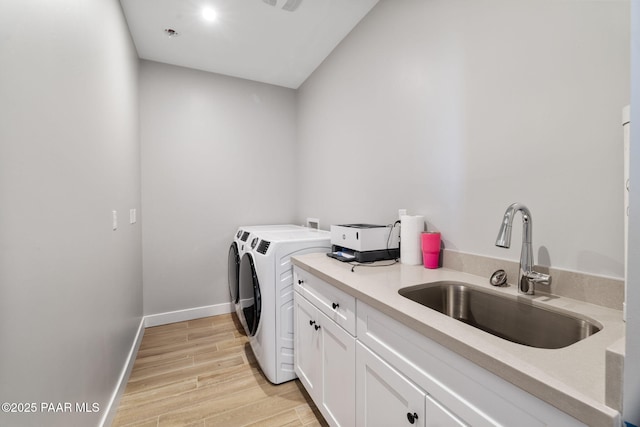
[294, 266, 586, 427]
[357, 300, 586, 427]
[356, 341, 466, 427]
[294, 290, 321, 397]
[425, 396, 468, 427]
[319, 307, 356, 426]
[295, 266, 356, 334]
[356, 341, 426, 427]
[294, 269, 356, 427]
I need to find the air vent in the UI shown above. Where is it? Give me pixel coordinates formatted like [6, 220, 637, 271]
[281, 0, 302, 12]
[241, 231, 250, 242]
[257, 240, 271, 255]
[164, 28, 180, 38]
[262, 0, 303, 12]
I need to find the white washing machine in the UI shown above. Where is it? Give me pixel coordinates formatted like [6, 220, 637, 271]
[228, 224, 305, 314]
[238, 229, 331, 384]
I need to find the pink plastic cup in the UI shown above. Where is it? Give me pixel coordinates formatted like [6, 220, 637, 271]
[421, 232, 441, 269]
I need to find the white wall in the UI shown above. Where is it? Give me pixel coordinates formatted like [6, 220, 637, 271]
[297, 0, 630, 278]
[624, 0, 639, 424]
[140, 61, 297, 315]
[0, 1, 142, 426]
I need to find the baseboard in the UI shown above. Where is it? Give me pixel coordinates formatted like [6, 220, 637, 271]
[99, 302, 233, 425]
[99, 317, 145, 427]
[143, 302, 234, 328]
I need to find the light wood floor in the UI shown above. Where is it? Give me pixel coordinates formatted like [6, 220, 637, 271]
[111, 313, 328, 427]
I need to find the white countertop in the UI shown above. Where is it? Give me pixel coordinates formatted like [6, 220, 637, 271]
[292, 253, 624, 427]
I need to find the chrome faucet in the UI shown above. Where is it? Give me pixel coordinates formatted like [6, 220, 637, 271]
[495, 203, 551, 295]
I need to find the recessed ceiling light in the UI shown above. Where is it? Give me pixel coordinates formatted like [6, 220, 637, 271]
[202, 7, 218, 22]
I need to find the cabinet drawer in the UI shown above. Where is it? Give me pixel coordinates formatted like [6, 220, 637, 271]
[294, 267, 356, 335]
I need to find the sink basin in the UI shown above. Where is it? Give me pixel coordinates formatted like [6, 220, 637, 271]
[398, 281, 601, 349]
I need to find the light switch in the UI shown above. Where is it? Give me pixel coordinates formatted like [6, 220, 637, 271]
[112, 210, 117, 231]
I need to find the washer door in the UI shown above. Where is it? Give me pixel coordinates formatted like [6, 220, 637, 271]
[228, 242, 240, 304]
[238, 253, 261, 337]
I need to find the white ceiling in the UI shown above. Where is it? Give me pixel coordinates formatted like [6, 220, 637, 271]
[120, 0, 379, 89]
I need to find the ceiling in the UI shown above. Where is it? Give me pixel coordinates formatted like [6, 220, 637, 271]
[119, 0, 380, 89]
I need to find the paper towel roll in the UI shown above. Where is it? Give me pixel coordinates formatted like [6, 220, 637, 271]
[400, 215, 424, 265]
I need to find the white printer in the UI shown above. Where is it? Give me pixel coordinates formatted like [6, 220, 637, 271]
[329, 224, 400, 262]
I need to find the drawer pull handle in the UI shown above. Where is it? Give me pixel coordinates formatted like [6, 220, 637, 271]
[407, 412, 418, 424]
[332, 302, 340, 310]
[314, 324, 321, 331]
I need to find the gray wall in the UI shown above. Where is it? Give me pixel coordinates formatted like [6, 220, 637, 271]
[0, 0, 142, 426]
[139, 0, 630, 316]
[140, 61, 297, 316]
[297, 0, 630, 278]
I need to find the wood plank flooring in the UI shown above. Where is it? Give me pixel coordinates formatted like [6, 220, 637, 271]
[111, 314, 328, 427]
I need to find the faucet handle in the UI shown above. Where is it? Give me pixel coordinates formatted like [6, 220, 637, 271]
[520, 270, 551, 295]
[526, 270, 551, 286]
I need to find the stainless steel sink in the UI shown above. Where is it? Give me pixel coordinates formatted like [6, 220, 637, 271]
[398, 281, 601, 349]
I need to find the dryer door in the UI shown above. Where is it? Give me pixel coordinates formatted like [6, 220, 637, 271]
[239, 253, 261, 337]
[228, 242, 240, 304]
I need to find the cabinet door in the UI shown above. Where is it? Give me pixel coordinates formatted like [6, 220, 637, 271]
[356, 342, 426, 427]
[425, 395, 467, 427]
[294, 291, 321, 399]
[320, 311, 356, 427]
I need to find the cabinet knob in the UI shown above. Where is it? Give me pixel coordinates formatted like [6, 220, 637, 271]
[298, 279, 304, 285]
[332, 302, 340, 310]
[309, 320, 316, 326]
[406, 412, 419, 424]
[314, 324, 321, 331]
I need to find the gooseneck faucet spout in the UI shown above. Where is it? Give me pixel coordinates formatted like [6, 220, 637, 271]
[495, 203, 551, 295]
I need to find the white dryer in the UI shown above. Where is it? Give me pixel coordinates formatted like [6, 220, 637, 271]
[238, 229, 331, 384]
[228, 224, 305, 314]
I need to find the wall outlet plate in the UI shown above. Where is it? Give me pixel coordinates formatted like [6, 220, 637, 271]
[306, 218, 319, 229]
